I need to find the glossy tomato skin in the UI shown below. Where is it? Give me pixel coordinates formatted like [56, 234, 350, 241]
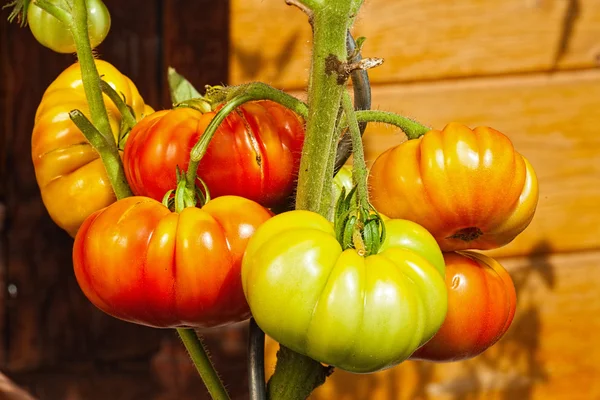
[123, 101, 305, 207]
[369, 122, 539, 251]
[411, 251, 516, 362]
[32, 60, 153, 237]
[28, 0, 111, 53]
[242, 211, 447, 373]
[73, 195, 272, 328]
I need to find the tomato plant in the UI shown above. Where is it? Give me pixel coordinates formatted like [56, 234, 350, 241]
[123, 101, 305, 208]
[242, 210, 447, 373]
[369, 122, 539, 251]
[411, 251, 517, 362]
[73, 195, 272, 328]
[31, 60, 153, 236]
[28, 0, 111, 53]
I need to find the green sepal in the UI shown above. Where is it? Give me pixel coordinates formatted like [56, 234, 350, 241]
[4, 0, 32, 26]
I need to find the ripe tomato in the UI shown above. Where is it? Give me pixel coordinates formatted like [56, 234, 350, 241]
[123, 101, 305, 208]
[28, 0, 111, 53]
[73, 195, 272, 328]
[411, 251, 516, 362]
[32, 60, 153, 237]
[369, 122, 539, 251]
[242, 211, 447, 373]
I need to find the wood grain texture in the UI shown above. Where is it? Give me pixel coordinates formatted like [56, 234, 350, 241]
[163, 0, 230, 106]
[357, 69, 600, 258]
[265, 250, 600, 400]
[230, 0, 600, 89]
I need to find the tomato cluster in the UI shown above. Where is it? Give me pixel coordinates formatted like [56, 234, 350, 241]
[27, 0, 538, 378]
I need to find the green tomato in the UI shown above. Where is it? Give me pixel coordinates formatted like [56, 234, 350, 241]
[242, 210, 448, 373]
[28, 0, 111, 54]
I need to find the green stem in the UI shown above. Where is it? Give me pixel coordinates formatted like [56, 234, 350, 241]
[267, 346, 332, 400]
[100, 80, 137, 130]
[185, 94, 254, 190]
[294, 1, 362, 216]
[70, 0, 114, 142]
[267, 1, 365, 399]
[341, 92, 368, 210]
[225, 82, 308, 118]
[355, 110, 430, 139]
[69, 111, 132, 199]
[177, 329, 231, 400]
[34, 0, 130, 198]
[184, 84, 308, 194]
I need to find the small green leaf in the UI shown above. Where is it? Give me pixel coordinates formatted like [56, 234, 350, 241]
[168, 67, 202, 104]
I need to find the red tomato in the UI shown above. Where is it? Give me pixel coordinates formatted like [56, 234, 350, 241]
[369, 122, 538, 251]
[411, 251, 516, 362]
[72, 195, 272, 328]
[123, 101, 305, 207]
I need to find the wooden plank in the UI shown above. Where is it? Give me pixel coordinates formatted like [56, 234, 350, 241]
[163, 0, 230, 106]
[230, 0, 600, 89]
[356, 69, 600, 258]
[265, 250, 600, 399]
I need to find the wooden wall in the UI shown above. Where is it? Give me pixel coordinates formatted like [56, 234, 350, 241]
[230, 1, 600, 399]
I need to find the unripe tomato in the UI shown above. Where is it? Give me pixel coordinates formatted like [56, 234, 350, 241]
[28, 0, 111, 53]
[123, 101, 305, 208]
[411, 251, 516, 362]
[73, 195, 272, 328]
[369, 122, 539, 251]
[242, 211, 447, 373]
[32, 60, 153, 237]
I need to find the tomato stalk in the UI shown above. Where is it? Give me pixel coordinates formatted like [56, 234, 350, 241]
[355, 110, 430, 139]
[32, 0, 132, 199]
[266, 1, 366, 399]
[68, 110, 131, 200]
[293, 0, 364, 216]
[99, 80, 137, 130]
[177, 328, 231, 400]
[341, 91, 368, 210]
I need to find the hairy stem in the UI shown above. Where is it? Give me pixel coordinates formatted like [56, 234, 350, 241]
[341, 92, 368, 210]
[177, 329, 230, 400]
[355, 110, 430, 139]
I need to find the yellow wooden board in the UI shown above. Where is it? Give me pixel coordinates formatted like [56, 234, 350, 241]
[265, 250, 600, 399]
[230, 0, 600, 89]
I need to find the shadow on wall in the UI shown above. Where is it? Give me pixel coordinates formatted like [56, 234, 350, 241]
[231, 30, 301, 83]
[311, 240, 555, 400]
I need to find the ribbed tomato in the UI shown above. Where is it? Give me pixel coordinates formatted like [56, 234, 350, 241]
[369, 122, 538, 251]
[123, 101, 305, 208]
[73, 195, 272, 328]
[31, 60, 153, 237]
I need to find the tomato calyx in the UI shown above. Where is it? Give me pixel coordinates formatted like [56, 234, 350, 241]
[333, 186, 385, 257]
[447, 226, 484, 242]
[162, 167, 210, 213]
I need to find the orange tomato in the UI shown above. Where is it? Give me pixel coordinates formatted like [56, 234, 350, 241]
[73, 195, 272, 328]
[411, 251, 516, 362]
[31, 60, 153, 237]
[369, 122, 538, 251]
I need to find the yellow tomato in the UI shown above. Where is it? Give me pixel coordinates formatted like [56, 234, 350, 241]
[31, 60, 153, 237]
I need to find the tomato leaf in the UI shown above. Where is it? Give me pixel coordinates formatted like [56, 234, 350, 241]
[168, 67, 202, 104]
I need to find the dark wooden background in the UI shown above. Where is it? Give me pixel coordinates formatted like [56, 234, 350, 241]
[0, 1, 251, 399]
